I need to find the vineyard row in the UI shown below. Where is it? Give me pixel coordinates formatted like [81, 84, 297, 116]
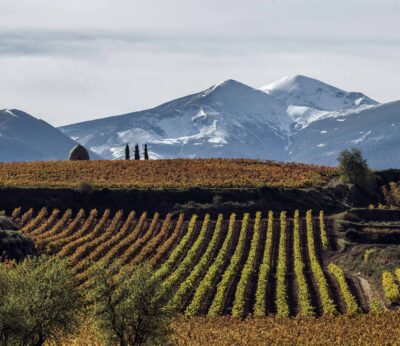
[13, 207, 361, 317]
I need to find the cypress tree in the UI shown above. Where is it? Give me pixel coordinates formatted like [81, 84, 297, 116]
[134, 144, 140, 160]
[125, 144, 130, 160]
[144, 144, 149, 160]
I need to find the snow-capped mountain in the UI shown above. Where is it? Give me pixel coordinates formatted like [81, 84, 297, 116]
[5, 75, 399, 168]
[261, 75, 378, 129]
[60, 80, 293, 161]
[289, 100, 400, 168]
[0, 109, 98, 162]
[61, 75, 399, 168]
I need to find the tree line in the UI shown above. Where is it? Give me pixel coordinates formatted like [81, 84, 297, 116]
[125, 144, 149, 161]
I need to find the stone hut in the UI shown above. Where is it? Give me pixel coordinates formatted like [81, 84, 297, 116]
[68, 144, 90, 161]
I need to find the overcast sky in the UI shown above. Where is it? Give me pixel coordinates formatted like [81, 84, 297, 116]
[0, 0, 399, 126]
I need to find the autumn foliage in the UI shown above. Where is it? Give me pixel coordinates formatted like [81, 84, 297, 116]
[0, 159, 336, 189]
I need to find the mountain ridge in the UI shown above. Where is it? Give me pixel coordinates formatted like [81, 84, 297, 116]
[60, 77, 293, 160]
[60, 75, 397, 167]
[0, 109, 100, 162]
[261, 75, 379, 129]
[2, 75, 399, 168]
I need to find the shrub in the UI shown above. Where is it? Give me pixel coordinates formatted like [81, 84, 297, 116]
[337, 148, 376, 192]
[0, 256, 82, 346]
[363, 248, 376, 263]
[85, 261, 173, 346]
[382, 182, 400, 208]
[382, 271, 400, 304]
[212, 195, 223, 204]
[77, 182, 94, 194]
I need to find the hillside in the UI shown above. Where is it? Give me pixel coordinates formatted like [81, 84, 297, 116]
[289, 100, 400, 168]
[13, 206, 400, 323]
[0, 109, 99, 162]
[0, 159, 337, 189]
[13, 209, 367, 317]
[7, 203, 400, 344]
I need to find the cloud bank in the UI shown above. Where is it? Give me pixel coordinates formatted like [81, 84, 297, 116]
[0, 0, 399, 126]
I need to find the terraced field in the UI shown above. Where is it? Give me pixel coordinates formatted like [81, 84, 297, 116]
[12, 207, 366, 317]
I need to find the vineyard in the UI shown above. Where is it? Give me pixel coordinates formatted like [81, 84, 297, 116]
[171, 313, 400, 345]
[10, 207, 370, 317]
[0, 159, 337, 189]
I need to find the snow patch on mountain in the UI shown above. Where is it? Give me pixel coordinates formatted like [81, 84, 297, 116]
[4, 109, 17, 117]
[261, 75, 379, 129]
[351, 130, 372, 144]
[262, 75, 378, 110]
[288, 100, 400, 168]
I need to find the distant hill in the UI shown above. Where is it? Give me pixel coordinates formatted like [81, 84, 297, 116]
[0, 109, 99, 162]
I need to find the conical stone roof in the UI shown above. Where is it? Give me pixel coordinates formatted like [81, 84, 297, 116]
[68, 144, 90, 161]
